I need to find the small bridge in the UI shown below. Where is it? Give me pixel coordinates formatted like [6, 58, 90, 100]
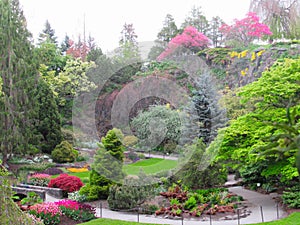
[12, 184, 63, 201]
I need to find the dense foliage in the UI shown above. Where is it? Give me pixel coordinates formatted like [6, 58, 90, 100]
[218, 57, 300, 186]
[51, 140, 76, 163]
[48, 174, 83, 197]
[131, 104, 181, 153]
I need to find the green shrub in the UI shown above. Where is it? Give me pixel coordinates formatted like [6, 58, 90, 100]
[79, 184, 109, 201]
[282, 190, 300, 208]
[27, 144, 41, 156]
[79, 169, 112, 201]
[123, 135, 138, 147]
[20, 191, 43, 206]
[17, 163, 54, 174]
[184, 196, 197, 210]
[137, 153, 146, 159]
[140, 204, 159, 214]
[68, 191, 87, 202]
[107, 176, 154, 210]
[51, 141, 76, 163]
[61, 128, 75, 145]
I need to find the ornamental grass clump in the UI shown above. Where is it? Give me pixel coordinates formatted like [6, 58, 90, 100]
[29, 202, 62, 225]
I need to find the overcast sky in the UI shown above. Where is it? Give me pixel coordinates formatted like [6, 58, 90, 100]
[19, 0, 251, 53]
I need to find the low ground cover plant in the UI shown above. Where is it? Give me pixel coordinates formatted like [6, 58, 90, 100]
[282, 186, 300, 208]
[156, 184, 242, 218]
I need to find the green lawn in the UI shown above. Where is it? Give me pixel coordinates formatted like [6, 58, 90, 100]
[246, 212, 300, 225]
[79, 218, 169, 225]
[79, 213, 300, 225]
[123, 158, 177, 175]
[52, 158, 177, 182]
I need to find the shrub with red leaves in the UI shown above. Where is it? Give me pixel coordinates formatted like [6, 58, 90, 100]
[48, 174, 83, 196]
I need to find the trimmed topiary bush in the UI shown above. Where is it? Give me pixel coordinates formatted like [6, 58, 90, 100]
[51, 141, 76, 163]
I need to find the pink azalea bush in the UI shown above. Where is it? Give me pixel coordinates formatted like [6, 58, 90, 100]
[158, 26, 210, 60]
[55, 199, 96, 221]
[219, 12, 272, 46]
[29, 202, 62, 225]
[28, 173, 51, 187]
[54, 199, 80, 210]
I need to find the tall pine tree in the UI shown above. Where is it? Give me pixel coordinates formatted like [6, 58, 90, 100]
[38, 20, 57, 44]
[0, 0, 38, 164]
[191, 73, 227, 144]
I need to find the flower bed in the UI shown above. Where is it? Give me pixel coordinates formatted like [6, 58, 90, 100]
[67, 167, 89, 173]
[155, 184, 243, 219]
[28, 173, 51, 187]
[26, 200, 96, 225]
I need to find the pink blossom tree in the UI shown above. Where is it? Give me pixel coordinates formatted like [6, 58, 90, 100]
[157, 26, 210, 60]
[219, 12, 272, 47]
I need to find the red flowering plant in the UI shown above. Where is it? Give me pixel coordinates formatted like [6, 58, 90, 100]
[158, 26, 210, 60]
[48, 174, 83, 197]
[219, 12, 272, 47]
[29, 202, 62, 225]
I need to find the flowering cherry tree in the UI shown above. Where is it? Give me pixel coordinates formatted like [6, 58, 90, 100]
[157, 26, 210, 60]
[219, 12, 272, 47]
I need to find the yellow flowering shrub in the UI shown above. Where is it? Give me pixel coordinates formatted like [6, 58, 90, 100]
[67, 167, 89, 173]
[240, 68, 248, 76]
[257, 50, 265, 57]
[229, 51, 239, 58]
[251, 52, 256, 61]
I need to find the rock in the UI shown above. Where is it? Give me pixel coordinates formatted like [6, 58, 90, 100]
[291, 44, 300, 49]
[253, 47, 266, 53]
[270, 47, 288, 51]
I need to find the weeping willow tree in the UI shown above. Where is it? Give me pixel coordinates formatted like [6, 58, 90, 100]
[250, 0, 300, 39]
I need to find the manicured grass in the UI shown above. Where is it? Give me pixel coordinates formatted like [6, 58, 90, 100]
[79, 218, 169, 225]
[123, 158, 177, 175]
[130, 158, 164, 166]
[52, 158, 177, 182]
[78, 213, 300, 225]
[246, 212, 300, 225]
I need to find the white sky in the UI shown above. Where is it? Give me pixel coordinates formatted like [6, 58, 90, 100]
[19, 0, 251, 53]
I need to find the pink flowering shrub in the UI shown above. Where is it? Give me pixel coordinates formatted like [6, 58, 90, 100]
[28, 173, 51, 187]
[29, 202, 62, 225]
[54, 199, 80, 210]
[219, 12, 272, 46]
[55, 199, 96, 221]
[158, 26, 210, 60]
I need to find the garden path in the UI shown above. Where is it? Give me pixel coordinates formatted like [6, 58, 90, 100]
[45, 175, 286, 225]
